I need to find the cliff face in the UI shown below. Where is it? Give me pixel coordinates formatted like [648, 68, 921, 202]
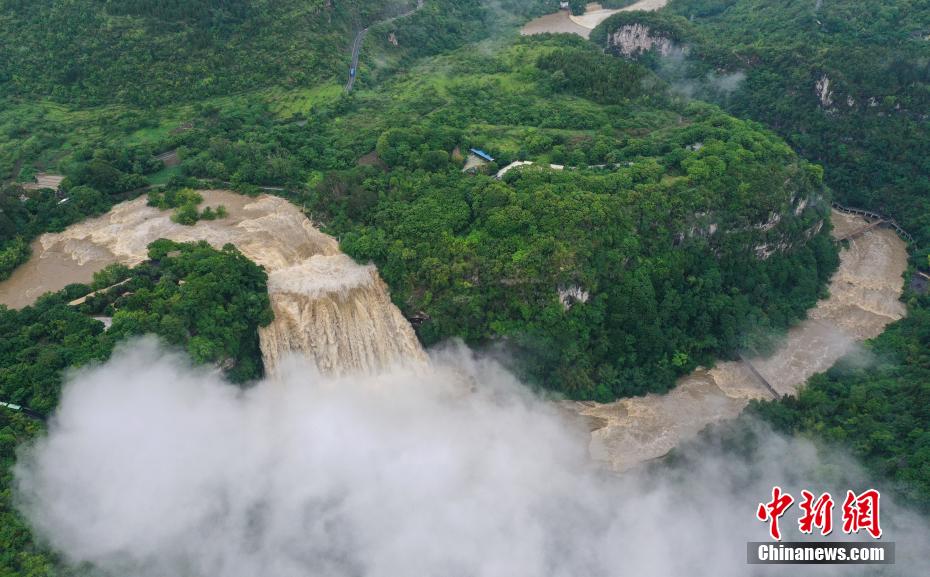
[607, 24, 678, 57]
[670, 146, 829, 262]
[816, 74, 834, 108]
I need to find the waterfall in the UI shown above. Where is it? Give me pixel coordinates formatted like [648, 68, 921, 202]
[1, 190, 428, 376]
[260, 254, 428, 376]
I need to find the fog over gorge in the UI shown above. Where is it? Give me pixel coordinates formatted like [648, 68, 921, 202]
[14, 339, 928, 577]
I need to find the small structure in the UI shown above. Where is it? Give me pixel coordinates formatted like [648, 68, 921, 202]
[559, 1, 570, 9]
[831, 202, 914, 244]
[155, 149, 180, 167]
[463, 148, 495, 174]
[469, 148, 494, 162]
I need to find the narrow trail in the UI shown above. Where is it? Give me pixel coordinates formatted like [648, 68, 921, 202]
[345, 0, 425, 92]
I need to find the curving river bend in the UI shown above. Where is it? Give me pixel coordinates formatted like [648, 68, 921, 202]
[521, 0, 670, 39]
[569, 211, 908, 470]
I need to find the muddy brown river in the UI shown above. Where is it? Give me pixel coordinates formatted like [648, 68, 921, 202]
[521, 0, 669, 39]
[0, 190, 427, 377]
[569, 211, 908, 470]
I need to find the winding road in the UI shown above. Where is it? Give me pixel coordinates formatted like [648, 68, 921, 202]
[345, 0, 425, 92]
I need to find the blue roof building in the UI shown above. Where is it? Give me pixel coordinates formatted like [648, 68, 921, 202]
[469, 148, 494, 162]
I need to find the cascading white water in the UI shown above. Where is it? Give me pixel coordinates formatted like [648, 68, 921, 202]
[260, 254, 428, 376]
[0, 190, 427, 376]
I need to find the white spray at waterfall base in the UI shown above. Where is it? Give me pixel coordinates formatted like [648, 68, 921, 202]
[14, 340, 929, 577]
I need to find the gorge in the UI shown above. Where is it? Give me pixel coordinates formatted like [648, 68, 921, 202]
[0, 192, 907, 471]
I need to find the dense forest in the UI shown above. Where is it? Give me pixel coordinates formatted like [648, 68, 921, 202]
[0, 0, 410, 106]
[299, 38, 838, 398]
[595, 0, 930, 253]
[592, 0, 930, 512]
[0, 0, 559, 108]
[0, 239, 272, 414]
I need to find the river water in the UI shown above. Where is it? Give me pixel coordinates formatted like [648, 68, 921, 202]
[569, 211, 908, 470]
[521, 0, 670, 39]
[0, 198, 907, 471]
[0, 190, 427, 377]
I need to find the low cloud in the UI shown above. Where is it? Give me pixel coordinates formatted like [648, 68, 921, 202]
[652, 48, 746, 104]
[14, 339, 929, 576]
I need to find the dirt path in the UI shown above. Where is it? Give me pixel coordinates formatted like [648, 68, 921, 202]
[568, 210, 908, 471]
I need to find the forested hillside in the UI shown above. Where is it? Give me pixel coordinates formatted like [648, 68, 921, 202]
[0, 0, 409, 106]
[297, 37, 837, 398]
[596, 0, 930, 253]
[0, 0, 560, 185]
[664, 0, 930, 513]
